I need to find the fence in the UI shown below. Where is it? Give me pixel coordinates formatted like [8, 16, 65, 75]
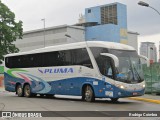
[143, 63, 160, 94]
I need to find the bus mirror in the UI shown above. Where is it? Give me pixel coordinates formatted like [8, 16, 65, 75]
[100, 53, 119, 67]
[139, 55, 150, 67]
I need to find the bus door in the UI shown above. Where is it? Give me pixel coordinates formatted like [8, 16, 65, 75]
[96, 55, 116, 92]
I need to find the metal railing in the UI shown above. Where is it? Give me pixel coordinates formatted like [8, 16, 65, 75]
[143, 63, 160, 94]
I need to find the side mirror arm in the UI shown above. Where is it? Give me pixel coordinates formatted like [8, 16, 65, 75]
[100, 53, 119, 67]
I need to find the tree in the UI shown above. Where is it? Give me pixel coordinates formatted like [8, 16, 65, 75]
[0, 0, 23, 64]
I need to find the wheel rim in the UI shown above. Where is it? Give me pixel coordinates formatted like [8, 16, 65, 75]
[17, 86, 22, 95]
[25, 85, 30, 97]
[85, 86, 92, 101]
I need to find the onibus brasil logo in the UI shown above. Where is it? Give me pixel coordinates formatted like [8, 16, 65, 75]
[1, 112, 42, 119]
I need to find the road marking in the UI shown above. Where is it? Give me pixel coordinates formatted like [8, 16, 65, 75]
[128, 97, 160, 104]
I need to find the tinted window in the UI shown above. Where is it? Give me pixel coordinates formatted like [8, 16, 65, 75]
[5, 48, 93, 68]
[90, 47, 109, 58]
[59, 48, 93, 68]
[42, 51, 60, 67]
[90, 47, 114, 77]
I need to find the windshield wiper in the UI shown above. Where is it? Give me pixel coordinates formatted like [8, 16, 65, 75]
[132, 65, 142, 82]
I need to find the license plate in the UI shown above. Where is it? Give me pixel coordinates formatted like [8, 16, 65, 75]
[133, 92, 138, 95]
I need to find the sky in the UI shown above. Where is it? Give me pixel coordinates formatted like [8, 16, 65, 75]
[1, 0, 160, 55]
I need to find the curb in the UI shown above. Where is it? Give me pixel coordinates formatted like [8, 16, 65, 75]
[128, 97, 160, 104]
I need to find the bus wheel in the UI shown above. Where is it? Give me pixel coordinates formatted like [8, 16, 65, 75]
[46, 94, 54, 98]
[16, 84, 24, 97]
[84, 85, 95, 102]
[40, 94, 44, 97]
[32, 93, 37, 97]
[110, 98, 119, 102]
[24, 84, 32, 97]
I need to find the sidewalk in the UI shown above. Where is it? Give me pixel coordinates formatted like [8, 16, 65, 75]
[0, 87, 4, 91]
[128, 94, 160, 104]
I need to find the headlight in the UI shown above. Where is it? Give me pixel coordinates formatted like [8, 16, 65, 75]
[120, 85, 124, 89]
[142, 84, 145, 88]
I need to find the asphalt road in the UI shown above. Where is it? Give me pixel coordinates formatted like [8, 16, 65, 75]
[0, 91, 159, 120]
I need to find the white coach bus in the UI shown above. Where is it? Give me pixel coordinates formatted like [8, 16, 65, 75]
[4, 41, 148, 102]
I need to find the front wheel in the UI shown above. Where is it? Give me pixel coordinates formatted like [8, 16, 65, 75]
[24, 84, 32, 97]
[84, 85, 95, 102]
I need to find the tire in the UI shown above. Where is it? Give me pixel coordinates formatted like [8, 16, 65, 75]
[32, 93, 37, 97]
[81, 95, 85, 101]
[24, 84, 32, 97]
[16, 84, 24, 97]
[40, 94, 45, 97]
[84, 85, 95, 102]
[46, 94, 54, 98]
[110, 98, 119, 102]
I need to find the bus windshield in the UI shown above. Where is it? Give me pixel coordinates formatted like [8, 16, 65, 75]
[109, 49, 144, 84]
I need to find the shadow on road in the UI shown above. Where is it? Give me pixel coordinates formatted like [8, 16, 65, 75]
[8, 95, 137, 105]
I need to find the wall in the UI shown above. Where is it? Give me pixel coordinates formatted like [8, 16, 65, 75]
[85, 3, 128, 44]
[85, 6, 101, 24]
[127, 31, 139, 51]
[85, 24, 120, 42]
[67, 26, 85, 42]
[14, 25, 85, 52]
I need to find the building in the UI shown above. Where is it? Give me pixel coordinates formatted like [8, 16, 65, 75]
[84, 3, 128, 44]
[140, 42, 157, 63]
[14, 2, 139, 52]
[15, 26, 139, 52]
[76, 2, 139, 51]
[127, 31, 139, 51]
[15, 25, 85, 52]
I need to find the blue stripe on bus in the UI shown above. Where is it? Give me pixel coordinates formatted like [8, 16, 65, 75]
[4, 72, 145, 98]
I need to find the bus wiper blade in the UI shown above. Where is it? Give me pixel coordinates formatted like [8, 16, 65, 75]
[132, 65, 142, 82]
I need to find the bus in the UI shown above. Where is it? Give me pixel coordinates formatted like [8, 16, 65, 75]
[4, 41, 148, 102]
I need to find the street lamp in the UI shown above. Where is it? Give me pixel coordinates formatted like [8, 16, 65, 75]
[138, 1, 160, 16]
[41, 18, 46, 47]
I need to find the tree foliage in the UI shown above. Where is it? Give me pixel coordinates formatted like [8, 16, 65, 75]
[0, 0, 23, 64]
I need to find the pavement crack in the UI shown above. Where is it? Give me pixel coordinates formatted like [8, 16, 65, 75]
[41, 106, 51, 111]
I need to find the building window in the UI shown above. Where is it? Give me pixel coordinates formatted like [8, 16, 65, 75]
[101, 4, 117, 25]
[88, 9, 91, 13]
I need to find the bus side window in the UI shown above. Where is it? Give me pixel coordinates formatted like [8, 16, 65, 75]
[5, 57, 12, 68]
[73, 48, 93, 68]
[43, 51, 59, 67]
[62, 50, 72, 66]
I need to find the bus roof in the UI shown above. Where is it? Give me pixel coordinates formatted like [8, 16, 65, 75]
[5, 41, 135, 57]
